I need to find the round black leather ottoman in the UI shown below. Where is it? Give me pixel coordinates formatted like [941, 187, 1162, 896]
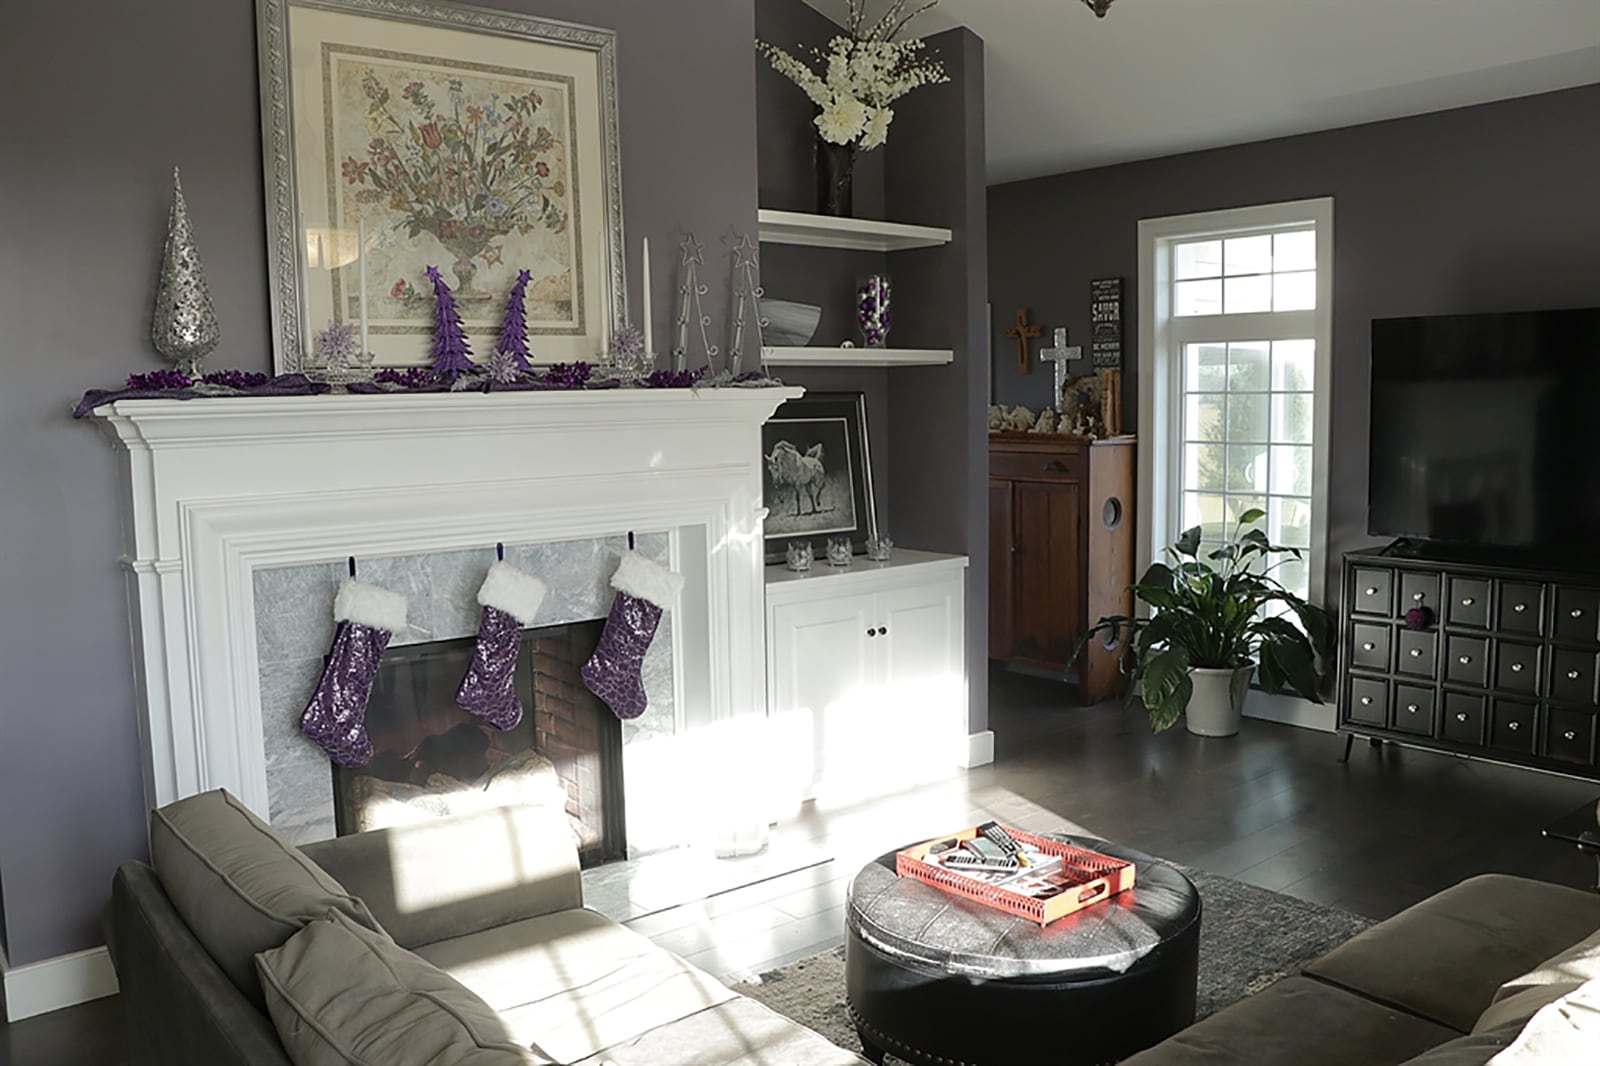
[845, 835, 1201, 1066]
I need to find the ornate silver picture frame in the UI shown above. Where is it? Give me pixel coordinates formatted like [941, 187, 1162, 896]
[257, 0, 626, 375]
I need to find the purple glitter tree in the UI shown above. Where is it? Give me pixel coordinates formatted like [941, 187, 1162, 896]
[493, 269, 535, 374]
[425, 265, 477, 379]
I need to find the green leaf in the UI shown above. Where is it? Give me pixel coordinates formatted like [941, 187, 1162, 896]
[1174, 526, 1203, 558]
[1236, 507, 1266, 526]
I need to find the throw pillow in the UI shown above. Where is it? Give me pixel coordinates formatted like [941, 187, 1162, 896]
[1474, 928, 1600, 1034]
[1488, 977, 1600, 1063]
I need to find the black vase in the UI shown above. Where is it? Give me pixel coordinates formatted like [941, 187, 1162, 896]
[815, 137, 856, 218]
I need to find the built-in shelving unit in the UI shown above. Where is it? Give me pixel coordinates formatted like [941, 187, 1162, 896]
[763, 346, 954, 368]
[757, 209, 953, 252]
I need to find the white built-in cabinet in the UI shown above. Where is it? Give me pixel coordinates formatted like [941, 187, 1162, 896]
[765, 551, 968, 802]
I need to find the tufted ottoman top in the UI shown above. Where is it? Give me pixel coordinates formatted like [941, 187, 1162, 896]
[846, 834, 1201, 981]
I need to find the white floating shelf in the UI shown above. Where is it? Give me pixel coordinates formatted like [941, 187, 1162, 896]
[763, 347, 954, 368]
[757, 209, 952, 252]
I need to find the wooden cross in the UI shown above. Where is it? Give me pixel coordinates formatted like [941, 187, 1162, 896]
[1004, 308, 1042, 375]
[1039, 328, 1084, 408]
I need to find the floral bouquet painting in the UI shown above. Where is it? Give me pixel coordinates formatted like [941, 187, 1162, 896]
[334, 53, 582, 332]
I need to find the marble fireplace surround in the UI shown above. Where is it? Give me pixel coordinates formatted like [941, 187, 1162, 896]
[92, 387, 801, 846]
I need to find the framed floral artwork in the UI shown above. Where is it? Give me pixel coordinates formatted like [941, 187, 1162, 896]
[257, 0, 625, 375]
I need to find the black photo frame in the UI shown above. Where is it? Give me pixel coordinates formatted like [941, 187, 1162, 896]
[761, 391, 878, 563]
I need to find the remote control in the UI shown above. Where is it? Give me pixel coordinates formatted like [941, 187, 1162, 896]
[977, 821, 1021, 856]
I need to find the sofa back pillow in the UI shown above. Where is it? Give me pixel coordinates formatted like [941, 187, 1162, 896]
[150, 789, 384, 1010]
[257, 909, 538, 1066]
[1473, 928, 1600, 1034]
[1487, 977, 1600, 1063]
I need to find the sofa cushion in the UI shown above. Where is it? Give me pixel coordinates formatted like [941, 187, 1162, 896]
[149, 789, 383, 1009]
[1488, 978, 1600, 1063]
[569, 998, 867, 1065]
[416, 906, 736, 1064]
[1302, 874, 1600, 1033]
[1472, 928, 1600, 1033]
[257, 909, 536, 1066]
[1120, 976, 1456, 1065]
[299, 802, 582, 950]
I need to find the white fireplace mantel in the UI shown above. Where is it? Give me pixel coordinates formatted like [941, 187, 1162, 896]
[91, 387, 801, 818]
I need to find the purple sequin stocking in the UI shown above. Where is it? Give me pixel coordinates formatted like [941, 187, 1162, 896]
[581, 590, 663, 720]
[456, 605, 525, 730]
[299, 619, 392, 767]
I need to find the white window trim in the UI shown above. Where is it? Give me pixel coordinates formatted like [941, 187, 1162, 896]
[1137, 197, 1335, 607]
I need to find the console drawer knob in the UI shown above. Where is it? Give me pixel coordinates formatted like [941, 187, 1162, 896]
[1409, 648, 1422, 658]
[1572, 608, 1585, 618]
[1509, 721, 1521, 731]
[1511, 663, 1525, 673]
[1407, 704, 1420, 713]
[1461, 597, 1475, 606]
[1413, 592, 1425, 601]
[1569, 669, 1583, 680]
[1459, 655, 1472, 664]
[1365, 587, 1378, 596]
[1360, 696, 1373, 706]
[1455, 712, 1469, 722]
[1513, 603, 1527, 613]
[1564, 730, 1578, 741]
[1362, 642, 1375, 651]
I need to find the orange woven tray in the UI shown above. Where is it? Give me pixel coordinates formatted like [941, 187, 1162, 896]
[896, 827, 1136, 926]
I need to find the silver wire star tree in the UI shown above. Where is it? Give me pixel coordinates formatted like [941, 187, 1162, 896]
[671, 234, 720, 373]
[725, 232, 763, 377]
[151, 167, 221, 374]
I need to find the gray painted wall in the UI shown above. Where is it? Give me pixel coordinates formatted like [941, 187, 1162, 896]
[988, 83, 1600, 613]
[1, 0, 756, 966]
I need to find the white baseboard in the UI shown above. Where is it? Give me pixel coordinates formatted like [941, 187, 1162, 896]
[1245, 691, 1337, 733]
[2, 945, 118, 1021]
[959, 730, 996, 768]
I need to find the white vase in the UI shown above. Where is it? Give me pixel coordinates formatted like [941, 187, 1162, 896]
[1185, 664, 1253, 737]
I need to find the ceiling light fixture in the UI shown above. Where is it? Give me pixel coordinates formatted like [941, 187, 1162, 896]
[1083, 0, 1115, 16]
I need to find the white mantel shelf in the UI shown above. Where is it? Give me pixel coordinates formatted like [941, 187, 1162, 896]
[763, 347, 953, 368]
[757, 209, 953, 252]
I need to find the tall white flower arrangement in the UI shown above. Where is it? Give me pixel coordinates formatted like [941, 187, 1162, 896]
[758, 0, 949, 151]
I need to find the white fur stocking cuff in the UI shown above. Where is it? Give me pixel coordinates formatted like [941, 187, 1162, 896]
[333, 578, 408, 633]
[610, 551, 684, 609]
[477, 561, 548, 626]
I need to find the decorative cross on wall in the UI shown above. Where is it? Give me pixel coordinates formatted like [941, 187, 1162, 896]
[1004, 308, 1042, 375]
[1039, 327, 1083, 409]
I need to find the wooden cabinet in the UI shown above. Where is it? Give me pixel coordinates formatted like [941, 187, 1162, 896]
[988, 436, 1136, 702]
[767, 551, 968, 798]
[1339, 547, 1600, 779]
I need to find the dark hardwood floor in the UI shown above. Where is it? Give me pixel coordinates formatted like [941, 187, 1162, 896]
[5, 667, 1596, 1064]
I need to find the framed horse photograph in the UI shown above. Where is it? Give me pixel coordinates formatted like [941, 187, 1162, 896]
[761, 392, 878, 563]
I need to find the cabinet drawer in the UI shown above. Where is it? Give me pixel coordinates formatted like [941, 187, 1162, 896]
[1550, 649, 1599, 706]
[1496, 581, 1545, 637]
[1442, 691, 1486, 746]
[1553, 587, 1600, 645]
[1346, 677, 1387, 726]
[989, 449, 1084, 484]
[1544, 708, 1597, 766]
[1398, 572, 1440, 618]
[1391, 685, 1435, 737]
[1490, 699, 1538, 754]
[1350, 624, 1391, 672]
[1446, 576, 1491, 629]
[1494, 642, 1542, 696]
[1351, 568, 1393, 617]
[1396, 629, 1437, 679]
[1445, 635, 1489, 687]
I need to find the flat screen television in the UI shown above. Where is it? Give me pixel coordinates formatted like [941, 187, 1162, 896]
[1368, 307, 1600, 551]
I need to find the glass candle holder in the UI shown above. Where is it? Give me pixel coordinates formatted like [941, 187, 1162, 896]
[856, 274, 893, 349]
[866, 534, 894, 562]
[785, 541, 814, 572]
[826, 537, 853, 567]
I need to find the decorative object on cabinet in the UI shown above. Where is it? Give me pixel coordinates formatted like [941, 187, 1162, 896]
[786, 541, 815, 572]
[1039, 328, 1083, 405]
[152, 167, 220, 375]
[757, 300, 823, 347]
[1091, 277, 1123, 369]
[857, 274, 893, 347]
[1079, 514, 1331, 735]
[756, 0, 949, 217]
[866, 534, 894, 562]
[827, 538, 853, 567]
[1338, 545, 1600, 779]
[1004, 307, 1042, 374]
[762, 391, 878, 563]
[989, 435, 1135, 702]
[257, 0, 624, 374]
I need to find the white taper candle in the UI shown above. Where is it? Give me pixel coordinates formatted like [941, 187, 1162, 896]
[357, 218, 369, 355]
[641, 236, 653, 355]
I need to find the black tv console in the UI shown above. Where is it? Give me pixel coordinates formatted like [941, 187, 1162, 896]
[1338, 544, 1600, 780]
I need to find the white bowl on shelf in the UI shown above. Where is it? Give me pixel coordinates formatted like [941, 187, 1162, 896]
[758, 299, 822, 347]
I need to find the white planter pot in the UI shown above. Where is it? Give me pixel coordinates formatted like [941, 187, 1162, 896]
[1185, 664, 1254, 737]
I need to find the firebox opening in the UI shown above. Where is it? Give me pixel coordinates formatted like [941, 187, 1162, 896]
[330, 620, 625, 867]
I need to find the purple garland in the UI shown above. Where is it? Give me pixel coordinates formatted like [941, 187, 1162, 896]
[73, 372, 328, 418]
[642, 367, 708, 389]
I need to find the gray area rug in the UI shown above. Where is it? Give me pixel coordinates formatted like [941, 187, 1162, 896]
[733, 866, 1374, 1062]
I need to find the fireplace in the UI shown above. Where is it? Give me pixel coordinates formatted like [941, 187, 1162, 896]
[330, 620, 626, 867]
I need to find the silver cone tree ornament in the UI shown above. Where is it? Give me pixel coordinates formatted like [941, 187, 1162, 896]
[151, 167, 220, 373]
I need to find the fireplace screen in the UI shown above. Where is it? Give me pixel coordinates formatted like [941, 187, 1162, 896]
[331, 620, 625, 866]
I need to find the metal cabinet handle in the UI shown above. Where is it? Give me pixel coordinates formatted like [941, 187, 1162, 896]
[1461, 597, 1475, 606]
[1514, 603, 1527, 613]
[1569, 669, 1582, 679]
[1413, 592, 1425, 602]
[1573, 608, 1585, 618]
[1511, 663, 1525, 673]
[880, 626, 887, 635]
[1455, 712, 1469, 722]
[1409, 648, 1422, 657]
[1362, 642, 1375, 651]
[1365, 587, 1378, 596]
[1459, 655, 1472, 664]
[867, 628, 878, 637]
[1360, 696, 1373, 706]
[1407, 704, 1420, 713]
[1565, 730, 1578, 741]
[1509, 721, 1521, 731]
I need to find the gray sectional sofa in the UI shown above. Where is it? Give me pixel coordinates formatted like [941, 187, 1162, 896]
[107, 790, 865, 1065]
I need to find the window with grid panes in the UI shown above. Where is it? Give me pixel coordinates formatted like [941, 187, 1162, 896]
[1172, 229, 1319, 601]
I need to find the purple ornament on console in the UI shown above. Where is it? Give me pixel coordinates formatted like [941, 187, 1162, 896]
[1404, 600, 1434, 630]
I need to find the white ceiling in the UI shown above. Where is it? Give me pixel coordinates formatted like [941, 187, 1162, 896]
[802, 0, 1600, 184]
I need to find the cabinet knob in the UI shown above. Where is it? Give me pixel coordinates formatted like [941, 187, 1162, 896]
[1455, 712, 1469, 722]
[1513, 603, 1527, 613]
[1569, 669, 1582, 680]
[1511, 663, 1525, 673]
[867, 628, 878, 637]
[880, 626, 888, 635]
[1573, 608, 1585, 618]
[1413, 592, 1425, 602]
[1459, 655, 1472, 664]
[1410, 648, 1422, 657]
[1360, 696, 1374, 706]
[1509, 721, 1521, 731]
[1565, 730, 1578, 741]
[1365, 587, 1378, 596]
[1362, 642, 1376, 651]
[1461, 597, 1475, 606]
[1407, 704, 1420, 713]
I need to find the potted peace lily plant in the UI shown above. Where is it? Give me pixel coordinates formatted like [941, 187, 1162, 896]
[1079, 511, 1333, 736]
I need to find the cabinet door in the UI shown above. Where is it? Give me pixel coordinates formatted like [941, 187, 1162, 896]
[988, 479, 1014, 661]
[878, 577, 966, 762]
[768, 594, 873, 795]
[1011, 480, 1083, 667]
